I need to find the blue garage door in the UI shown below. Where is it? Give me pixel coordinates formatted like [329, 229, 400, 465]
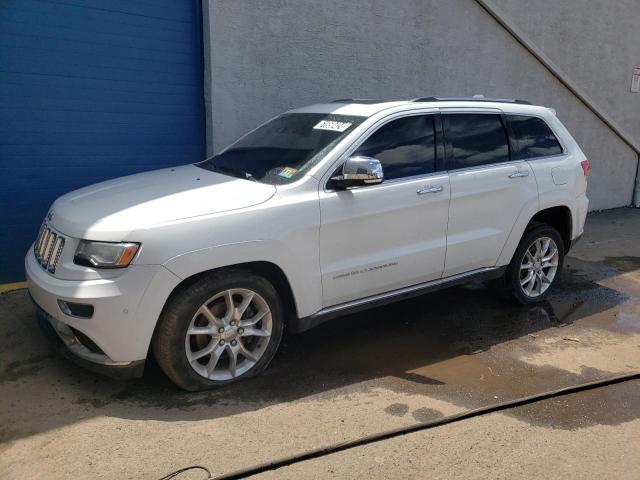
[0, 0, 205, 283]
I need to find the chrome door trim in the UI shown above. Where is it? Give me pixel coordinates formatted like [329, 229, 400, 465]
[508, 171, 530, 178]
[292, 266, 507, 333]
[318, 267, 499, 317]
[442, 159, 526, 175]
[417, 184, 444, 195]
[324, 170, 449, 193]
[293, 266, 504, 333]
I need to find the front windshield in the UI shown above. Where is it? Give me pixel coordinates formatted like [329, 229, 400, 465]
[196, 113, 365, 185]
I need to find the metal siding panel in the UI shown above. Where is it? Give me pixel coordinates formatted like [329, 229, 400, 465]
[0, 0, 205, 282]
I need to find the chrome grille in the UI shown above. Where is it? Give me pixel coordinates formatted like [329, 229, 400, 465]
[34, 223, 65, 273]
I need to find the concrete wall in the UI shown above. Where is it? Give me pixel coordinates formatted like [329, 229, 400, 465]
[204, 0, 639, 211]
[493, 0, 640, 145]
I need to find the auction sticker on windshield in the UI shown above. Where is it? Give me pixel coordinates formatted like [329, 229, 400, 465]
[313, 120, 352, 132]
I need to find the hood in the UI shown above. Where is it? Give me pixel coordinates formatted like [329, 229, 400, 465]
[49, 164, 276, 240]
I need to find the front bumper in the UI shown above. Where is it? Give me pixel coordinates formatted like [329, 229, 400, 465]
[33, 297, 145, 379]
[25, 248, 182, 371]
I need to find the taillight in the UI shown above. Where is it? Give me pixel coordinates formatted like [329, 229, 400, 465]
[581, 159, 591, 177]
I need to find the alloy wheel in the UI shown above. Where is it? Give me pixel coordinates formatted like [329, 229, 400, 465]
[519, 236, 559, 298]
[185, 288, 272, 381]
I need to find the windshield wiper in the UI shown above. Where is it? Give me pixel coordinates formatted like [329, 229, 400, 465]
[211, 165, 257, 182]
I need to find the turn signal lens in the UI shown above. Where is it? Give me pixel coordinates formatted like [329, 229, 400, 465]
[116, 244, 140, 267]
[581, 159, 591, 177]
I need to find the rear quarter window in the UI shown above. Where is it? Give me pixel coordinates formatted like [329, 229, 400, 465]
[507, 115, 563, 159]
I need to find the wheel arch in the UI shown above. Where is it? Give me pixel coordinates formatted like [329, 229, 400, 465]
[497, 202, 574, 267]
[528, 205, 573, 253]
[147, 260, 300, 366]
[159, 261, 299, 324]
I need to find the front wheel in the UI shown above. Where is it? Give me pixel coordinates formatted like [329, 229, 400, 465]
[503, 225, 565, 304]
[153, 269, 284, 391]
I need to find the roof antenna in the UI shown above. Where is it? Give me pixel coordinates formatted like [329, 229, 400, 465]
[472, 94, 485, 99]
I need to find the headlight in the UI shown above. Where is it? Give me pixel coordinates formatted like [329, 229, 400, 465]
[74, 241, 140, 268]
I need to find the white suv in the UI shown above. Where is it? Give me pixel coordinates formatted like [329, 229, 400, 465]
[26, 97, 590, 390]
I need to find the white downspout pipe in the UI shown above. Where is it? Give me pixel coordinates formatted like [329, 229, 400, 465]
[634, 155, 640, 207]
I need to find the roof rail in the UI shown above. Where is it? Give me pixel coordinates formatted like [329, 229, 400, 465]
[331, 98, 397, 104]
[412, 96, 532, 105]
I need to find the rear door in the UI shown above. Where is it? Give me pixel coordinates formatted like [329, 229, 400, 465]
[441, 111, 539, 277]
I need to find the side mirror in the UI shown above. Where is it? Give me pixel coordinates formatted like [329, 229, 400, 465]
[331, 156, 384, 189]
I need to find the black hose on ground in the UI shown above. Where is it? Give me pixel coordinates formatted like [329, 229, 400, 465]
[160, 371, 640, 480]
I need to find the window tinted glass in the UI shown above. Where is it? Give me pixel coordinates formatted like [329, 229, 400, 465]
[507, 115, 563, 159]
[197, 113, 364, 185]
[355, 115, 435, 180]
[445, 114, 510, 170]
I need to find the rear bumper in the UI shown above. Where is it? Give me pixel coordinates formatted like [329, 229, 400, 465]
[574, 193, 589, 239]
[33, 296, 145, 380]
[567, 233, 583, 253]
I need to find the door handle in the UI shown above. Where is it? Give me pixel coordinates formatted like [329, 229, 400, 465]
[417, 184, 443, 195]
[509, 171, 529, 178]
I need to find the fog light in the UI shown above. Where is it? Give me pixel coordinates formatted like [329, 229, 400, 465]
[57, 300, 94, 318]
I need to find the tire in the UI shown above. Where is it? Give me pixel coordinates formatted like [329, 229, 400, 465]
[152, 269, 284, 391]
[501, 225, 565, 305]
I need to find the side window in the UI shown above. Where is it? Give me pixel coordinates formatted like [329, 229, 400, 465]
[354, 115, 436, 180]
[507, 115, 563, 159]
[445, 114, 510, 170]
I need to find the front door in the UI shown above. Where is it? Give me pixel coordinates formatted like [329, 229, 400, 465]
[318, 113, 450, 308]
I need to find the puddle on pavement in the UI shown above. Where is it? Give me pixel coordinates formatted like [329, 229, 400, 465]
[603, 255, 640, 272]
[512, 379, 640, 429]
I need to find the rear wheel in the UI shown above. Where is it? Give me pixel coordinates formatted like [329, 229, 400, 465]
[153, 270, 284, 391]
[502, 225, 564, 304]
